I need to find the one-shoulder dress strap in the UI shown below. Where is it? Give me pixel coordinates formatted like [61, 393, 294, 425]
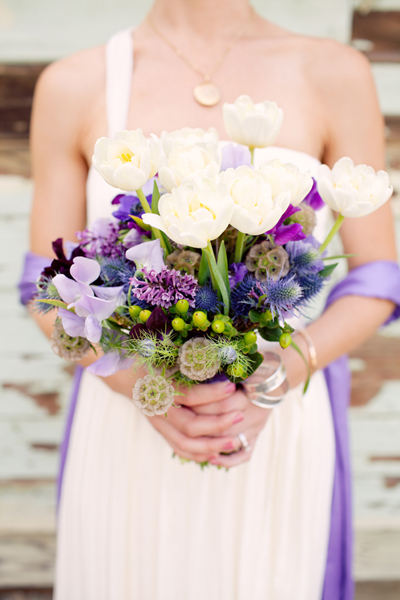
[105, 28, 134, 137]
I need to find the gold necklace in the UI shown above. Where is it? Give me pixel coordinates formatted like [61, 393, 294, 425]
[148, 15, 251, 107]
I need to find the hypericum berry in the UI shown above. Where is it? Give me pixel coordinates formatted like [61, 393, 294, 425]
[172, 317, 185, 331]
[129, 305, 142, 319]
[176, 299, 189, 314]
[279, 333, 292, 349]
[227, 364, 245, 378]
[244, 331, 257, 346]
[260, 310, 273, 323]
[211, 320, 225, 334]
[192, 311, 207, 327]
[139, 309, 152, 323]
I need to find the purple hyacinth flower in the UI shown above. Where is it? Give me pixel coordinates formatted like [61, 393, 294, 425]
[303, 178, 325, 211]
[220, 143, 251, 171]
[228, 263, 248, 288]
[266, 204, 307, 245]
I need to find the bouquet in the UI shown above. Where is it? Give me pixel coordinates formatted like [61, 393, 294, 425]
[34, 95, 393, 416]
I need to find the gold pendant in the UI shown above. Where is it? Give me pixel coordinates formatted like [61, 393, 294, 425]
[193, 81, 221, 107]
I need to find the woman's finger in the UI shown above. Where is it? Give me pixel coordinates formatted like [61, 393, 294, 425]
[191, 389, 249, 415]
[178, 381, 236, 408]
[210, 449, 253, 468]
[171, 405, 244, 437]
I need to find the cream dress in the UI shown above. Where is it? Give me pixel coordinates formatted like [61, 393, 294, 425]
[55, 29, 335, 600]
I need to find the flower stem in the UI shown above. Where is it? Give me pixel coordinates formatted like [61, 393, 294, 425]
[136, 188, 152, 213]
[318, 214, 345, 255]
[137, 187, 167, 253]
[234, 231, 247, 263]
[249, 147, 255, 165]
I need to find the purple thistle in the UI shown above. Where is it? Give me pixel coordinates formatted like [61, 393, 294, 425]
[286, 237, 324, 276]
[266, 204, 306, 245]
[130, 267, 198, 309]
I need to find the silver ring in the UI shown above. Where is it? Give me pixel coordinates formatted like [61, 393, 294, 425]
[237, 432, 252, 453]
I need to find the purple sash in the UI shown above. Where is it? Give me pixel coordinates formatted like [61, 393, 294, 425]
[19, 253, 400, 599]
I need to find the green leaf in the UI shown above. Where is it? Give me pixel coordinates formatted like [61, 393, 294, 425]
[160, 232, 172, 255]
[319, 263, 338, 278]
[34, 298, 68, 310]
[152, 180, 161, 215]
[249, 309, 261, 323]
[204, 244, 230, 315]
[322, 253, 357, 261]
[290, 340, 311, 393]
[258, 327, 282, 342]
[198, 251, 210, 286]
[217, 241, 230, 298]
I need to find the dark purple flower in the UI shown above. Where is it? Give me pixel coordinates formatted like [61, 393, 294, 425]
[220, 143, 251, 171]
[40, 238, 86, 282]
[303, 178, 325, 211]
[130, 267, 198, 309]
[266, 205, 306, 245]
[130, 307, 171, 339]
[228, 263, 248, 288]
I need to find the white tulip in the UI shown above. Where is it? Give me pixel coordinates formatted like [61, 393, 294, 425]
[221, 166, 291, 235]
[158, 143, 221, 193]
[92, 129, 161, 192]
[260, 159, 313, 206]
[142, 177, 234, 248]
[161, 127, 219, 157]
[223, 95, 283, 149]
[317, 157, 393, 217]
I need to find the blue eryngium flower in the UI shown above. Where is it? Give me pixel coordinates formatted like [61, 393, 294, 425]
[286, 237, 324, 276]
[231, 276, 259, 317]
[194, 285, 220, 313]
[231, 274, 303, 320]
[297, 273, 325, 304]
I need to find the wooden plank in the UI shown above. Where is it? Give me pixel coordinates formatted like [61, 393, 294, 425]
[352, 11, 400, 62]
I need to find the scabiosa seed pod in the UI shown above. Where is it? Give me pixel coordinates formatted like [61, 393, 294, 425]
[219, 346, 237, 365]
[132, 374, 175, 416]
[290, 204, 317, 236]
[179, 338, 220, 381]
[50, 321, 90, 361]
[166, 249, 201, 276]
[245, 240, 289, 282]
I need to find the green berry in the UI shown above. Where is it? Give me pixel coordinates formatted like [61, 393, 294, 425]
[261, 310, 273, 322]
[172, 317, 185, 331]
[129, 305, 142, 319]
[279, 333, 292, 349]
[227, 364, 245, 378]
[139, 310, 152, 323]
[176, 299, 189, 314]
[244, 331, 257, 346]
[192, 311, 207, 327]
[211, 320, 225, 334]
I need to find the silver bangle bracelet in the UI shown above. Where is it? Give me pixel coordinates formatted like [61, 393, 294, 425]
[243, 352, 289, 409]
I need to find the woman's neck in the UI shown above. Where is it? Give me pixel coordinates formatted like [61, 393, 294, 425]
[148, 0, 254, 39]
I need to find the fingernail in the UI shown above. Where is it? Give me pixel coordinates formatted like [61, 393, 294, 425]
[210, 459, 220, 465]
[223, 441, 235, 451]
[208, 456, 217, 461]
[225, 382, 236, 394]
[232, 413, 244, 425]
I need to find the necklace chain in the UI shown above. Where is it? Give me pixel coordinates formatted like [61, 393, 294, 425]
[148, 14, 251, 83]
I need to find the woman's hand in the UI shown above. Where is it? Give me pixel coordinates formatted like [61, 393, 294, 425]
[192, 387, 272, 467]
[148, 381, 246, 464]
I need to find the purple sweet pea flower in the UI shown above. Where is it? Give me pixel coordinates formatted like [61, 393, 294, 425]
[220, 143, 251, 171]
[266, 204, 307, 245]
[86, 351, 135, 377]
[53, 257, 123, 344]
[125, 239, 164, 274]
[303, 178, 325, 211]
[228, 263, 248, 288]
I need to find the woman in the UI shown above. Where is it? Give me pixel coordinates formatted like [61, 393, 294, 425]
[25, 0, 399, 598]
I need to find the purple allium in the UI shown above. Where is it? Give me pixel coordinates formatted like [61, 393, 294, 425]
[228, 262, 248, 288]
[76, 218, 122, 259]
[303, 178, 325, 211]
[194, 284, 220, 313]
[130, 267, 198, 309]
[286, 237, 324, 276]
[220, 143, 251, 171]
[266, 204, 306, 245]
